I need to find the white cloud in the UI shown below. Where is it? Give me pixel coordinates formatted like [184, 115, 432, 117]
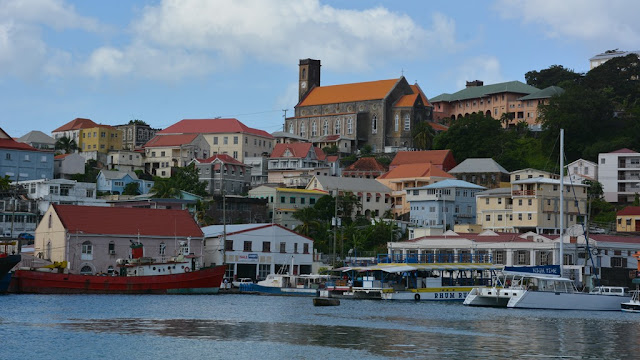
[494, 0, 640, 48]
[0, 0, 101, 31]
[454, 56, 503, 89]
[82, 0, 464, 79]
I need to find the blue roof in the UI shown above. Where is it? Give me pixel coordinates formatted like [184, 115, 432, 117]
[414, 179, 486, 190]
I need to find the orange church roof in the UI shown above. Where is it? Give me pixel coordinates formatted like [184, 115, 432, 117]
[378, 163, 454, 180]
[298, 78, 399, 106]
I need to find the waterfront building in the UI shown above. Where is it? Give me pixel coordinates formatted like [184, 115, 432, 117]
[598, 148, 640, 203]
[78, 125, 122, 153]
[206, 195, 269, 225]
[244, 156, 268, 187]
[51, 117, 98, 145]
[284, 58, 433, 153]
[448, 158, 509, 189]
[248, 186, 327, 229]
[203, 223, 314, 280]
[590, 49, 640, 69]
[0, 191, 38, 238]
[0, 127, 54, 182]
[406, 179, 485, 229]
[567, 159, 597, 183]
[616, 206, 640, 232]
[306, 175, 392, 219]
[33, 204, 203, 275]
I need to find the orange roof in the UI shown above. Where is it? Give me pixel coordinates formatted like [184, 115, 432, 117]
[394, 93, 419, 107]
[390, 150, 453, 167]
[325, 155, 338, 163]
[410, 84, 431, 107]
[344, 157, 387, 173]
[270, 142, 326, 160]
[378, 163, 454, 180]
[144, 134, 199, 148]
[299, 78, 399, 106]
[54, 154, 70, 160]
[53, 204, 203, 237]
[52, 118, 99, 132]
[429, 122, 449, 131]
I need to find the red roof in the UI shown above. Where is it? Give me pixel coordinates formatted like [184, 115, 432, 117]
[144, 134, 199, 148]
[326, 155, 338, 163]
[429, 122, 449, 132]
[344, 157, 387, 173]
[389, 150, 456, 171]
[377, 163, 454, 180]
[54, 154, 70, 160]
[52, 204, 203, 237]
[610, 148, 639, 154]
[617, 206, 640, 216]
[270, 143, 325, 160]
[0, 138, 39, 151]
[158, 118, 273, 139]
[196, 154, 244, 165]
[52, 118, 99, 132]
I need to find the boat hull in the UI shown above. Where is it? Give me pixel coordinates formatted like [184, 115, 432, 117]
[9, 265, 225, 295]
[463, 287, 518, 307]
[621, 301, 640, 313]
[508, 290, 630, 311]
[382, 287, 473, 301]
[240, 283, 319, 296]
[0, 255, 21, 293]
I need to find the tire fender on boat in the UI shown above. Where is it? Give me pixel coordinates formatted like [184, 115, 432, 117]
[414, 293, 420, 301]
[184, 267, 191, 273]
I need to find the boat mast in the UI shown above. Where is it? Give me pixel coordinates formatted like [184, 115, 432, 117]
[559, 129, 564, 269]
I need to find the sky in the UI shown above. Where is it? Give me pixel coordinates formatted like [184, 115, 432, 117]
[1, 0, 639, 138]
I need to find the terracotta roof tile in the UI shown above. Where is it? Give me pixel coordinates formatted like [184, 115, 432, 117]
[196, 154, 244, 165]
[0, 138, 39, 151]
[617, 206, 640, 216]
[158, 118, 273, 139]
[270, 143, 325, 159]
[52, 118, 99, 132]
[143, 134, 199, 148]
[53, 204, 203, 237]
[299, 79, 399, 106]
[410, 84, 432, 107]
[344, 157, 387, 172]
[394, 93, 419, 107]
[54, 154, 70, 160]
[378, 163, 454, 179]
[390, 150, 456, 171]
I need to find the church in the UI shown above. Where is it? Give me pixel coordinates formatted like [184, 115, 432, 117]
[284, 59, 433, 154]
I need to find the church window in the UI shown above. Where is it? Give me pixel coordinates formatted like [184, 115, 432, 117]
[404, 114, 410, 131]
[288, 123, 294, 134]
[372, 115, 378, 134]
[335, 119, 341, 135]
[323, 120, 328, 136]
[347, 118, 353, 134]
[300, 123, 306, 137]
[312, 121, 317, 137]
[395, 114, 399, 132]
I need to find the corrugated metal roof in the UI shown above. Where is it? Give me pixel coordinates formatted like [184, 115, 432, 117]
[449, 158, 509, 174]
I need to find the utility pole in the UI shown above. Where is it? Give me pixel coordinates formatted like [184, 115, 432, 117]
[332, 188, 338, 267]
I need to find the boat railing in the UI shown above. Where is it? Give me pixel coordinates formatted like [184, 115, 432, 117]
[377, 253, 493, 264]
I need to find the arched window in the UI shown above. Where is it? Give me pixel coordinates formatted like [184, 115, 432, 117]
[404, 114, 411, 131]
[288, 123, 294, 134]
[372, 115, 378, 134]
[312, 121, 317, 137]
[300, 123, 306, 137]
[159, 242, 166, 256]
[323, 120, 328, 135]
[335, 118, 341, 135]
[395, 114, 399, 132]
[347, 118, 353, 134]
[80, 265, 93, 275]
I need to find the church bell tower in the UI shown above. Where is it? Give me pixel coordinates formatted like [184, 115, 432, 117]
[298, 59, 321, 102]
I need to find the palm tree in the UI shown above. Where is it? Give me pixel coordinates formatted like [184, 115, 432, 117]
[412, 121, 436, 150]
[54, 136, 78, 154]
[150, 179, 181, 198]
[293, 207, 319, 237]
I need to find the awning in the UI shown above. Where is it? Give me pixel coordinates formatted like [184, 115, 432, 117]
[381, 265, 417, 273]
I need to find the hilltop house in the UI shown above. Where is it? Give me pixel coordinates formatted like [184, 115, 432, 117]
[143, 133, 210, 178]
[448, 158, 509, 189]
[191, 154, 250, 196]
[0, 127, 54, 182]
[267, 143, 329, 187]
[389, 150, 457, 172]
[96, 170, 154, 195]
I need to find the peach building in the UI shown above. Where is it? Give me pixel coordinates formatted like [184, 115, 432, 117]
[430, 80, 563, 129]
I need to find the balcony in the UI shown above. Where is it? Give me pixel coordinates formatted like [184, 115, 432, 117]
[512, 190, 536, 196]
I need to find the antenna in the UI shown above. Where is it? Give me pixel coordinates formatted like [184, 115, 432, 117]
[282, 109, 288, 119]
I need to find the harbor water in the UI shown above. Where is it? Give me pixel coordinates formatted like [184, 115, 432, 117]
[3, 293, 640, 359]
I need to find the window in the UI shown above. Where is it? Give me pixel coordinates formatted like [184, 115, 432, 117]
[335, 119, 341, 134]
[294, 243, 298, 253]
[81, 241, 93, 260]
[528, 213, 532, 220]
[243, 241, 252, 252]
[233, 151, 238, 159]
[371, 115, 378, 134]
[259, 264, 270, 279]
[262, 241, 270, 252]
[288, 123, 294, 134]
[161, 151, 166, 157]
[300, 198, 306, 204]
[234, 136, 238, 144]
[497, 198, 502, 204]
[225, 240, 233, 251]
[394, 114, 399, 132]
[280, 196, 285, 203]
[300, 123, 306, 137]
[600, 158, 605, 164]
[159, 242, 166, 255]
[486, 215, 490, 221]
[404, 114, 410, 131]
[214, 137, 218, 145]
[224, 137, 228, 145]
[290, 197, 295, 204]
[347, 118, 353, 134]
[528, 199, 532, 206]
[518, 214, 523, 220]
[101, 132, 106, 138]
[303, 243, 309, 254]
[279, 242, 286, 253]
[498, 215, 503, 221]
[518, 199, 523, 206]
[486, 198, 489, 204]
[323, 120, 328, 135]
[310, 198, 316, 205]
[312, 121, 317, 137]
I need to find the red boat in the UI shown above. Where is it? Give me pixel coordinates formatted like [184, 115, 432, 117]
[9, 264, 225, 294]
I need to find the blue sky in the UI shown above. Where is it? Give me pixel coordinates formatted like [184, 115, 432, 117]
[1, 0, 639, 138]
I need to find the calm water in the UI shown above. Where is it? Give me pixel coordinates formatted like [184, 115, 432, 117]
[2, 293, 640, 360]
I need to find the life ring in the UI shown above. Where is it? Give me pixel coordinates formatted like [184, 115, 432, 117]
[414, 293, 420, 301]
[184, 267, 191, 273]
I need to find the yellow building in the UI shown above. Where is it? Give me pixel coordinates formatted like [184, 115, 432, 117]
[616, 207, 640, 232]
[79, 125, 122, 153]
[477, 176, 588, 234]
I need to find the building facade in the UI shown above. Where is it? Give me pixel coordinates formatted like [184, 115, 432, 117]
[267, 143, 329, 187]
[96, 170, 154, 195]
[248, 186, 327, 229]
[448, 158, 509, 189]
[143, 133, 211, 178]
[107, 150, 145, 172]
[114, 122, 160, 150]
[598, 148, 640, 203]
[192, 155, 250, 196]
[17, 178, 107, 214]
[54, 153, 85, 179]
[1, 127, 54, 182]
[78, 125, 122, 153]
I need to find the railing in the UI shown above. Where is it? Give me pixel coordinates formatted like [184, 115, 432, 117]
[377, 253, 493, 264]
[512, 190, 536, 196]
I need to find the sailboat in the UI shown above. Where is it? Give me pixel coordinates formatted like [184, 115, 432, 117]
[465, 129, 632, 310]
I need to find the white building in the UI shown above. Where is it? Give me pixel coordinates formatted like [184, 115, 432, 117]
[598, 148, 640, 203]
[54, 153, 85, 179]
[589, 50, 640, 69]
[202, 223, 315, 280]
[107, 150, 145, 172]
[17, 179, 108, 214]
[305, 175, 392, 218]
[567, 159, 597, 183]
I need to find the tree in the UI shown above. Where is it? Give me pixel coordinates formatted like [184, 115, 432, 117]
[432, 113, 505, 163]
[0, 175, 11, 191]
[411, 121, 436, 150]
[293, 207, 319, 237]
[122, 182, 140, 195]
[55, 136, 78, 154]
[360, 144, 373, 156]
[323, 145, 338, 156]
[525, 65, 582, 89]
[170, 163, 207, 197]
[150, 179, 181, 198]
[128, 119, 149, 126]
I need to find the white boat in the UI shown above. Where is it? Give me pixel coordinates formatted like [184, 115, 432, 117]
[464, 266, 631, 311]
[621, 278, 640, 313]
[232, 278, 253, 288]
[242, 273, 332, 296]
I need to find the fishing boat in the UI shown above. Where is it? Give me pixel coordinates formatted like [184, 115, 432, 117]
[0, 251, 21, 293]
[241, 273, 332, 296]
[621, 278, 640, 313]
[9, 241, 225, 295]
